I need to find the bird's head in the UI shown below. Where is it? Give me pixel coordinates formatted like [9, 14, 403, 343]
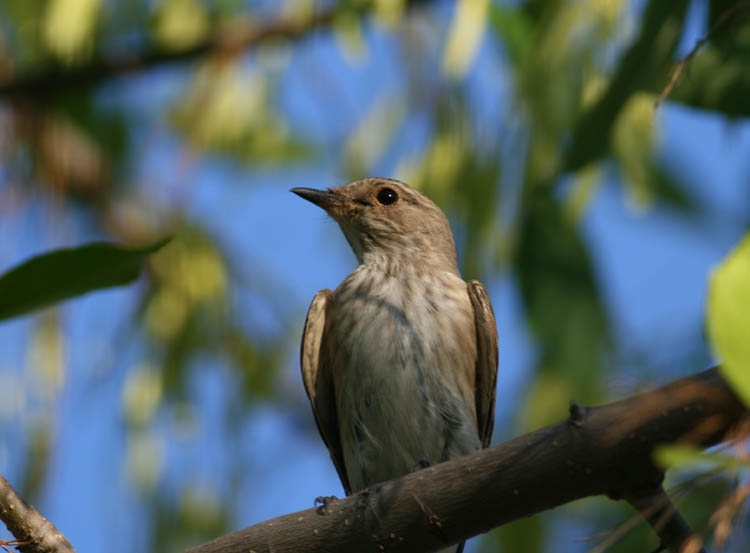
[292, 178, 459, 273]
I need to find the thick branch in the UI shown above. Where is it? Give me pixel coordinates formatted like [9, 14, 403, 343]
[0, 1, 431, 98]
[0, 474, 75, 553]
[184, 367, 745, 553]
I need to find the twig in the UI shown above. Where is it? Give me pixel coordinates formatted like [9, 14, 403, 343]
[656, 0, 750, 107]
[0, 474, 75, 553]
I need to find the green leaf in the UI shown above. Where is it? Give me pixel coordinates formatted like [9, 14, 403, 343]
[654, 444, 748, 471]
[564, 0, 690, 171]
[707, 233, 750, 406]
[0, 238, 171, 322]
[441, 0, 490, 80]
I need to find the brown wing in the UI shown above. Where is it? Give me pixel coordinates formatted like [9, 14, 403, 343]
[300, 289, 352, 495]
[467, 280, 499, 447]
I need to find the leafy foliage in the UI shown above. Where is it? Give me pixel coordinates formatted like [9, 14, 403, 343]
[0, 0, 748, 552]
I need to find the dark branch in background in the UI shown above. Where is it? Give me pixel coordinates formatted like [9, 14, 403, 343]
[0, 0, 433, 98]
[656, 0, 750, 107]
[183, 367, 745, 553]
[0, 474, 75, 553]
[624, 487, 705, 553]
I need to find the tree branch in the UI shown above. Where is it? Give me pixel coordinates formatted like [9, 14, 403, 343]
[0, 474, 75, 553]
[0, 1, 432, 98]
[624, 486, 706, 553]
[183, 367, 746, 553]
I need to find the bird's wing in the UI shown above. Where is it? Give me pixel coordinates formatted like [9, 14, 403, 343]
[300, 289, 352, 495]
[467, 280, 499, 448]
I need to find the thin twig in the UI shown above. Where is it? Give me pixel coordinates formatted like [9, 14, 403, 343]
[656, 0, 750, 107]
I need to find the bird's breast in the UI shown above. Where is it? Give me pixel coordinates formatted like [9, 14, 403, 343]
[327, 266, 480, 491]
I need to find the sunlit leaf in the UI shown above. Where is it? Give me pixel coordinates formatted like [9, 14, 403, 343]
[612, 92, 658, 211]
[0, 238, 171, 322]
[154, 0, 210, 51]
[565, 0, 690, 171]
[123, 362, 164, 428]
[343, 94, 406, 178]
[707, 233, 750, 406]
[374, 0, 405, 28]
[171, 63, 313, 163]
[655, 444, 749, 471]
[564, 163, 603, 220]
[442, 0, 490, 79]
[27, 313, 65, 400]
[127, 431, 165, 492]
[43, 0, 101, 62]
[333, 9, 367, 64]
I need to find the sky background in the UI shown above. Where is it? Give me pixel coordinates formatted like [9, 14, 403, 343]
[1, 1, 749, 552]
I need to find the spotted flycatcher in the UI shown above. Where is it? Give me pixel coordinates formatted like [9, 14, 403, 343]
[293, 178, 498, 553]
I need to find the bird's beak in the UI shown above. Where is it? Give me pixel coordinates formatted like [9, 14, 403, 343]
[291, 187, 348, 213]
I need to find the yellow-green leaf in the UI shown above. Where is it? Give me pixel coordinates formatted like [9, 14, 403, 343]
[43, 0, 101, 62]
[655, 444, 750, 471]
[707, 233, 750, 406]
[154, 0, 209, 52]
[442, 0, 490, 80]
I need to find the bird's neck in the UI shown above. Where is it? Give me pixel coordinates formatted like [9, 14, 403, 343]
[358, 245, 460, 277]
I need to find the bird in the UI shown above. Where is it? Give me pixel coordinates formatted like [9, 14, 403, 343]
[292, 177, 498, 553]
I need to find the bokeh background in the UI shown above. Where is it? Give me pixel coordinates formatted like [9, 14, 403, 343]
[1, 0, 749, 552]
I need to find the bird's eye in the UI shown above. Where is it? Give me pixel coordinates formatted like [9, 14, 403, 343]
[376, 187, 399, 205]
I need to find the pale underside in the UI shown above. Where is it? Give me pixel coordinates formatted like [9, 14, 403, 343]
[301, 263, 498, 494]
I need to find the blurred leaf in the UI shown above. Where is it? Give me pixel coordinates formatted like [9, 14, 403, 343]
[565, 0, 690, 171]
[19, 423, 53, 503]
[612, 92, 658, 211]
[152, 485, 231, 553]
[519, 372, 573, 429]
[564, 163, 603, 221]
[0, 238, 170, 322]
[343, 93, 406, 178]
[51, 90, 129, 159]
[126, 430, 165, 493]
[374, 0, 406, 28]
[707, 233, 750, 406]
[122, 362, 164, 428]
[27, 312, 66, 400]
[649, 45, 750, 117]
[442, 0, 490, 80]
[516, 188, 610, 404]
[154, 0, 210, 51]
[43, 0, 101, 62]
[708, 0, 750, 53]
[515, 0, 628, 184]
[646, 162, 699, 213]
[489, 4, 534, 66]
[333, 8, 367, 63]
[488, 514, 546, 553]
[171, 63, 314, 163]
[655, 444, 750, 471]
